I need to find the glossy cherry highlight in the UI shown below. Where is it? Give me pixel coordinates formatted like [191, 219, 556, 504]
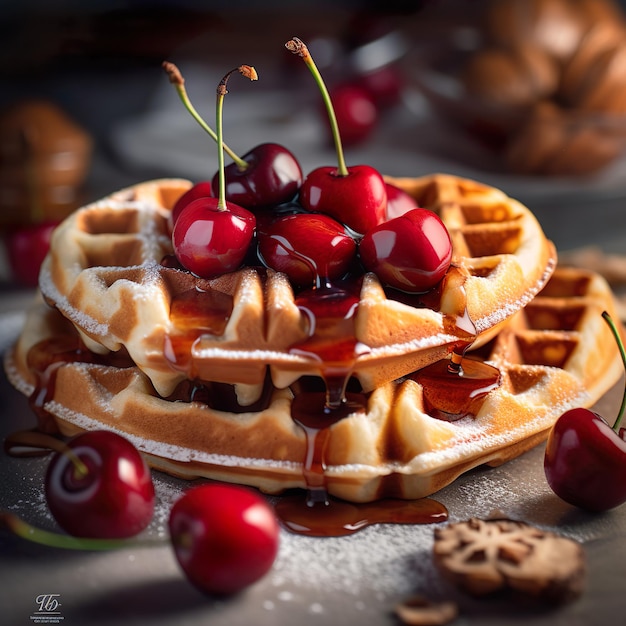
[544, 311, 626, 512]
[169, 483, 280, 595]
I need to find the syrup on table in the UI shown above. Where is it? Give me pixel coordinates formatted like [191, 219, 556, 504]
[273, 282, 449, 535]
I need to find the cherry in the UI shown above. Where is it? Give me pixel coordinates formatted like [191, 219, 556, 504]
[164, 62, 302, 211]
[286, 37, 386, 235]
[544, 311, 626, 512]
[359, 208, 452, 293]
[171, 66, 257, 278]
[44, 430, 155, 539]
[385, 182, 417, 220]
[212, 142, 302, 210]
[357, 64, 405, 110]
[168, 483, 280, 596]
[325, 82, 378, 146]
[258, 212, 357, 288]
[172, 197, 255, 278]
[4, 221, 57, 286]
[169, 181, 213, 230]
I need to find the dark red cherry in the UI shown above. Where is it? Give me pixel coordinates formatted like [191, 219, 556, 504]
[544, 408, 626, 512]
[258, 212, 357, 287]
[44, 430, 155, 539]
[385, 182, 417, 220]
[212, 142, 302, 210]
[300, 164, 386, 235]
[172, 197, 255, 278]
[170, 181, 213, 230]
[326, 82, 378, 146]
[359, 208, 452, 292]
[544, 311, 626, 512]
[169, 483, 280, 595]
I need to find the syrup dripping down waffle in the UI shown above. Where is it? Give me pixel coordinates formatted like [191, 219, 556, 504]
[6, 263, 622, 502]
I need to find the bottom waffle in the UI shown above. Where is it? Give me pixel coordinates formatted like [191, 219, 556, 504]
[4, 267, 624, 503]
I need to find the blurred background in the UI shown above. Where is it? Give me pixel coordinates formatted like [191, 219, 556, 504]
[3, 0, 626, 290]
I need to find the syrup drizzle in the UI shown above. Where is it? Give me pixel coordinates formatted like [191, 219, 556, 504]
[164, 286, 233, 377]
[270, 281, 449, 535]
[8, 336, 133, 456]
[411, 352, 501, 421]
[287, 282, 369, 505]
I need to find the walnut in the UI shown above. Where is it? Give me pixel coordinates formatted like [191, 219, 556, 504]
[433, 518, 585, 603]
[394, 595, 458, 626]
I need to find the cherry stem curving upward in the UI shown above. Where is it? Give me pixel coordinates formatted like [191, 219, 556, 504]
[215, 65, 258, 210]
[602, 310, 626, 432]
[162, 61, 248, 171]
[285, 37, 349, 177]
[0, 511, 159, 551]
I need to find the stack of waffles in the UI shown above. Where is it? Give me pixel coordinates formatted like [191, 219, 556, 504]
[4, 173, 623, 502]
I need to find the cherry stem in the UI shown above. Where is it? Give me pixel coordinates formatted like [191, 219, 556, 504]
[162, 61, 248, 170]
[0, 511, 159, 551]
[602, 310, 626, 432]
[215, 65, 258, 210]
[4, 430, 89, 479]
[285, 37, 349, 177]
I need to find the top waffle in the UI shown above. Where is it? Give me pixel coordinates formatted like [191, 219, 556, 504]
[38, 174, 557, 401]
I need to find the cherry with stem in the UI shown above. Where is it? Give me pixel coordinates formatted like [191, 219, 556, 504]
[172, 66, 257, 279]
[285, 37, 386, 235]
[5, 429, 155, 540]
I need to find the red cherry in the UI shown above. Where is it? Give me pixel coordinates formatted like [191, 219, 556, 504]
[212, 142, 302, 210]
[544, 408, 626, 512]
[357, 64, 405, 109]
[258, 212, 357, 287]
[326, 83, 378, 146]
[169, 483, 280, 595]
[544, 311, 626, 512]
[385, 182, 417, 220]
[4, 221, 57, 286]
[170, 181, 213, 229]
[300, 164, 386, 235]
[44, 430, 155, 539]
[359, 208, 452, 293]
[172, 197, 255, 278]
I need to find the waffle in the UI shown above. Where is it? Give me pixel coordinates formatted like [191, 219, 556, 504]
[6, 262, 623, 502]
[36, 174, 557, 401]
